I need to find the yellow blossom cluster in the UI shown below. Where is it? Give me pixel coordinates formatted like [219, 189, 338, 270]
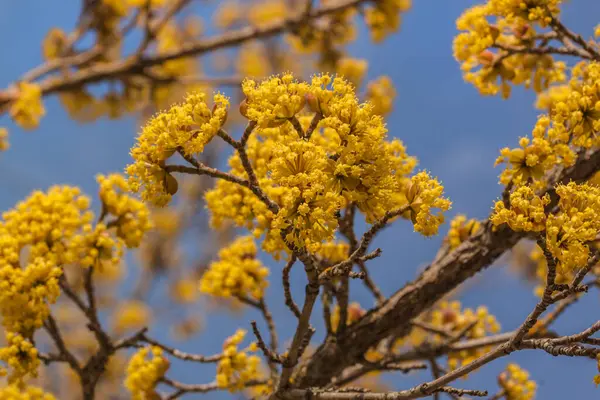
[330, 302, 365, 333]
[401, 172, 453, 236]
[446, 214, 481, 249]
[0, 128, 9, 151]
[128, 73, 449, 258]
[454, 1, 567, 99]
[0, 385, 56, 400]
[491, 186, 549, 232]
[316, 241, 350, 265]
[430, 301, 501, 370]
[493, 182, 600, 274]
[0, 333, 40, 383]
[125, 346, 170, 400]
[200, 236, 269, 300]
[497, 62, 600, 187]
[9, 82, 45, 130]
[364, 0, 412, 43]
[595, 354, 600, 386]
[97, 174, 152, 247]
[336, 58, 368, 88]
[0, 178, 151, 379]
[499, 363, 537, 400]
[42, 28, 67, 61]
[366, 76, 396, 116]
[127, 92, 230, 206]
[112, 300, 152, 334]
[216, 329, 261, 392]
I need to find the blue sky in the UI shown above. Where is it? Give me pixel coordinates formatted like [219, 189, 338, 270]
[1, 0, 600, 398]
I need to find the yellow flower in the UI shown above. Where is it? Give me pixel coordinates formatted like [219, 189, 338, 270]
[0, 128, 9, 151]
[491, 186, 549, 232]
[42, 28, 67, 60]
[10, 82, 45, 130]
[446, 214, 481, 249]
[200, 236, 269, 300]
[499, 363, 537, 400]
[216, 329, 262, 392]
[125, 346, 170, 400]
[0, 332, 40, 383]
[336, 58, 368, 88]
[126, 91, 229, 206]
[364, 0, 411, 43]
[0, 384, 55, 399]
[112, 300, 152, 334]
[402, 172, 452, 236]
[97, 173, 152, 248]
[366, 76, 396, 116]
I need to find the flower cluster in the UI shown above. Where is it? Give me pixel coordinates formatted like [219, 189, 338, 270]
[429, 301, 500, 370]
[366, 76, 396, 116]
[125, 346, 170, 400]
[0, 128, 9, 152]
[453, 1, 566, 99]
[200, 236, 270, 300]
[0, 178, 151, 380]
[0, 385, 56, 399]
[0, 333, 40, 383]
[130, 73, 449, 259]
[364, 0, 412, 43]
[97, 174, 152, 247]
[9, 82, 46, 130]
[336, 58, 368, 88]
[216, 329, 261, 392]
[112, 300, 152, 334]
[498, 363, 537, 400]
[491, 186, 549, 232]
[493, 182, 600, 274]
[497, 62, 600, 187]
[446, 214, 481, 249]
[401, 172, 453, 236]
[127, 92, 230, 206]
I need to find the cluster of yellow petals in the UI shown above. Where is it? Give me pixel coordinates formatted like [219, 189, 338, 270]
[402, 172, 453, 236]
[493, 182, 600, 274]
[216, 329, 261, 392]
[9, 82, 45, 130]
[498, 62, 600, 188]
[127, 73, 450, 258]
[127, 92, 229, 206]
[595, 354, 600, 386]
[124, 346, 170, 400]
[0, 178, 150, 380]
[364, 0, 411, 43]
[0, 333, 40, 383]
[200, 236, 269, 300]
[0, 385, 55, 400]
[0, 186, 91, 336]
[491, 186, 549, 232]
[0, 128, 9, 152]
[97, 174, 152, 247]
[431, 301, 500, 370]
[454, 1, 566, 99]
[499, 363, 537, 400]
[112, 300, 152, 335]
[366, 76, 396, 116]
[446, 214, 481, 249]
[336, 58, 368, 88]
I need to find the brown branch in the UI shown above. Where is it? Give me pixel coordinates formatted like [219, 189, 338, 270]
[282, 387, 487, 399]
[296, 147, 600, 388]
[0, 0, 374, 110]
[283, 256, 302, 319]
[141, 335, 222, 362]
